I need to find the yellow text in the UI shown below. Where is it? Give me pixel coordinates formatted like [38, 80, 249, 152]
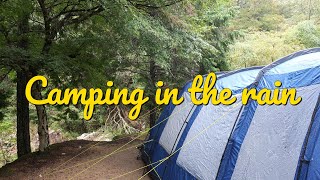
[242, 81, 302, 105]
[155, 81, 184, 105]
[188, 73, 237, 105]
[25, 76, 149, 121]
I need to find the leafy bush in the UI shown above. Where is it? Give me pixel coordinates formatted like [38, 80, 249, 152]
[289, 20, 320, 48]
[227, 31, 304, 69]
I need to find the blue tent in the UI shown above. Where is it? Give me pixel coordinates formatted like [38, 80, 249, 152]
[142, 67, 262, 179]
[218, 48, 320, 180]
[142, 48, 320, 180]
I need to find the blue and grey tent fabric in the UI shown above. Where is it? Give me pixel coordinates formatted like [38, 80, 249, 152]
[141, 48, 320, 180]
[142, 67, 262, 179]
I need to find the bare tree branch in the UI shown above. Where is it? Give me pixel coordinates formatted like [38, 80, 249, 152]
[36, 0, 104, 54]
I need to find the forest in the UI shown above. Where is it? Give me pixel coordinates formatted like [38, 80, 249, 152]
[0, 0, 320, 168]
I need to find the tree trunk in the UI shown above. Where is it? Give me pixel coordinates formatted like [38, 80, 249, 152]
[31, 80, 49, 152]
[33, 42, 51, 152]
[16, 12, 31, 158]
[16, 70, 31, 157]
[34, 10, 53, 151]
[149, 59, 157, 128]
[33, 3, 52, 151]
[199, 62, 207, 75]
[308, 0, 312, 20]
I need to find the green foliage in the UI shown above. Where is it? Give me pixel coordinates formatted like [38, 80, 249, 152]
[231, 0, 285, 31]
[0, 70, 14, 121]
[0, 91, 9, 120]
[227, 31, 304, 69]
[0, 120, 16, 166]
[227, 0, 320, 70]
[1, 0, 237, 166]
[48, 104, 107, 135]
[288, 20, 320, 48]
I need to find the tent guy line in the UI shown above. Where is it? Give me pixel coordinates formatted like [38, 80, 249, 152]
[139, 102, 242, 180]
[66, 100, 195, 180]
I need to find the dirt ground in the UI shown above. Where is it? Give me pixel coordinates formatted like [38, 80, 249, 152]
[0, 138, 151, 180]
